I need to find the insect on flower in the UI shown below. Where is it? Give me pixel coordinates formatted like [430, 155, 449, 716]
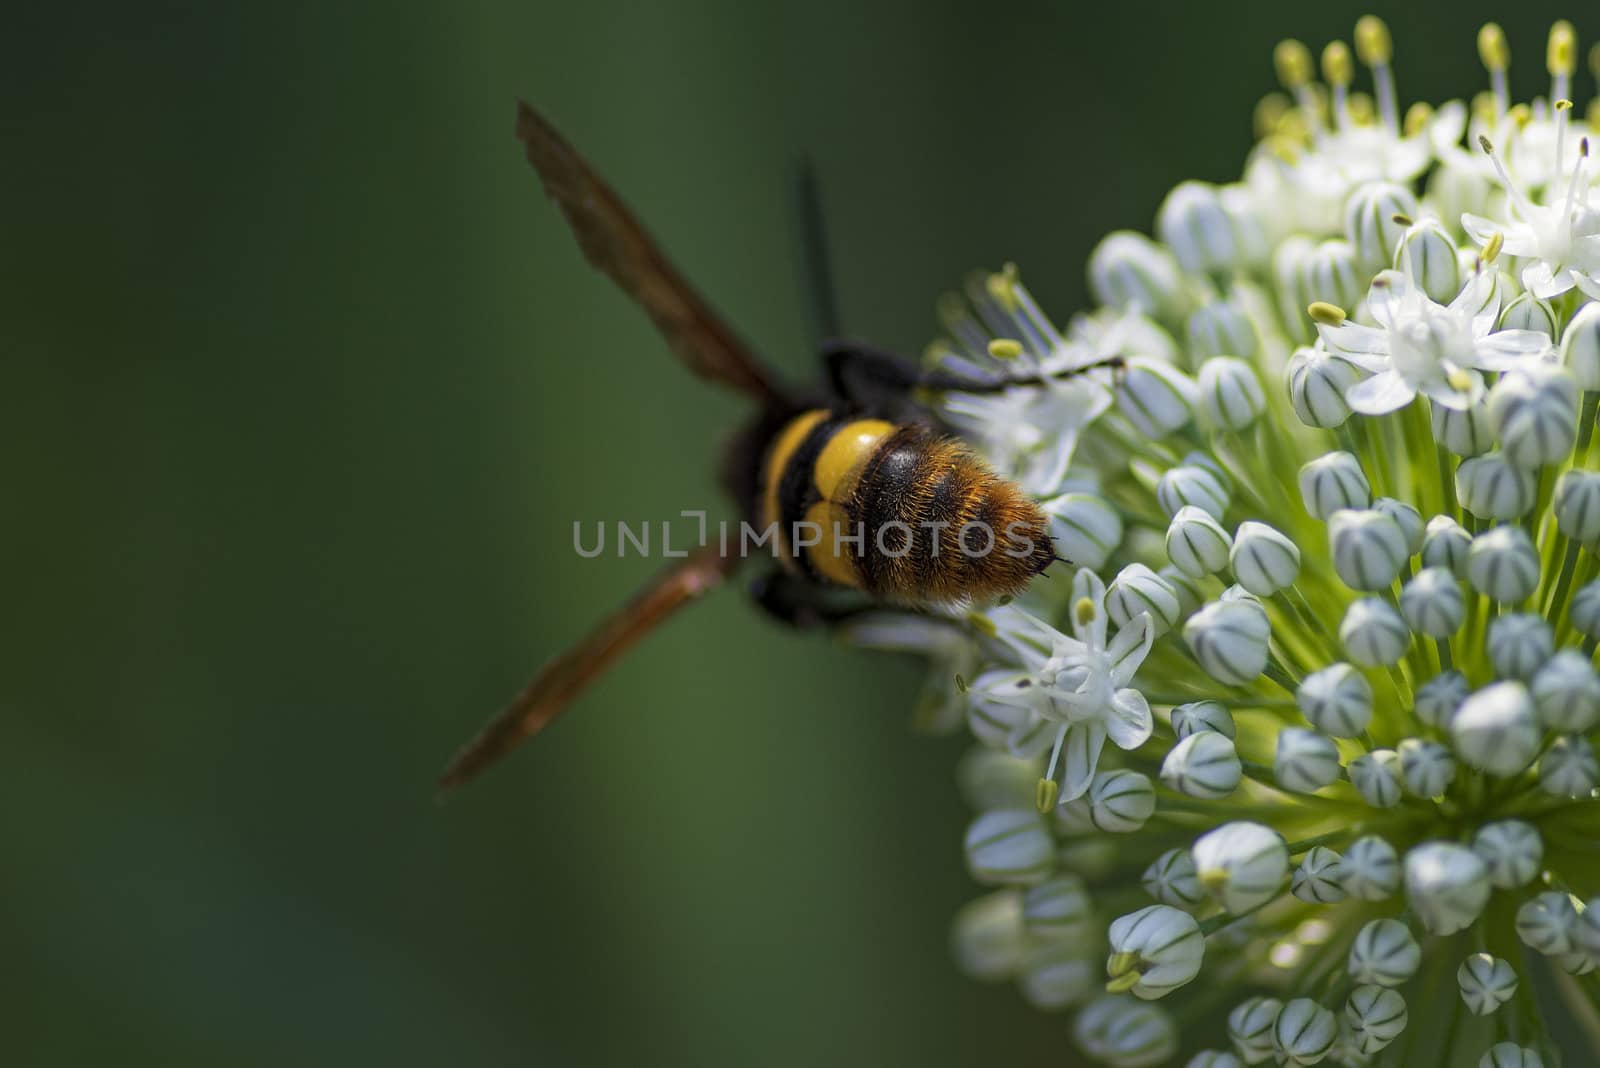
[437, 104, 1122, 789]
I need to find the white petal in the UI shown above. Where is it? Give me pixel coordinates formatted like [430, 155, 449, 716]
[1106, 688, 1153, 749]
[1347, 369, 1417, 414]
[1460, 213, 1501, 246]
[1058, 722, 1107, 801]
[1523, 261, 1573, 300]
[1473, 329, 1553, 369]
[1106, 612, 1155, 687]
[1575, 273, 1600, 302]
[1418, 369, 1484, 409]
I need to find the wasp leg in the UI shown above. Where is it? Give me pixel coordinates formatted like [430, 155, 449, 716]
[749, 568, 875, 629]
[822, 339, 1122, 409]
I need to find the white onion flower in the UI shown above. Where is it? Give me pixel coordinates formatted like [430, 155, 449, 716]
[919, 19, 1600, 1066]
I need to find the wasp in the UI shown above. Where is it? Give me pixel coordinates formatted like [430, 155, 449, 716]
[438, 102, 1120, 789]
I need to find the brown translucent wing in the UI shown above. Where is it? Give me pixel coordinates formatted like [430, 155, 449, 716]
[516, 100, 785, 404]
[438, 546, 740, 790]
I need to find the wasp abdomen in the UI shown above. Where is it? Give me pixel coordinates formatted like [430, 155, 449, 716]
[758, 410, 1052, 604]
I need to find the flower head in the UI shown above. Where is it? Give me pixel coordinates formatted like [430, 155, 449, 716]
[849, 17, 1600, 1066]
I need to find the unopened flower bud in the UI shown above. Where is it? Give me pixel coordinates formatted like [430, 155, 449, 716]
[1372, 496, 1424, 553]
[1106, 563, 1181, 635]
[1533, 650, 1600, 731]
[1192, 821, 1288, 914]
[1498, 291, 1558, 337]
[1116, 357, 1202, 439]
[1187, 298, 1259, 361]
[1089, 231, 1189, 324]
[1344, 181, 1418, 272]
[1158, 564, 1205, 616]
[1572, 580, 1600, 638]
[1300, 451, 1371, 519]
[1043, 493, 1124, 570]
[965, 809, 1055, 885]
[1157, 463, 1230, 519]
[1432, 399, 1496, 456]
[1019, 940, 1097, 1010]
[1158, 181, 1241, 276]
[1106, 905, 1204, 999]
[1271, 997, 1336, 1066]
[1466, 525, 1540, 603]
[1349, 749, 1403, 808]
[1299, 239, 1363, 313]
[1292, 846, 1346, 903]
[1457, 453, 1538, 519]
[1073, 994, 1179, 1067]
[1343, 984, 1408, 1054]
[1486, 613, 1553, 680]
[1286, 346, 1360, 428]
[1394, 217, 1461, 302]
[1452, 681, 1541, 776]
[1329, 508, 1410, 591]
[1539, 735, 1598, 797]
[1227, 996, 1282, 1065]
[1089, 769, 1156, 833]
[1340, 597, 1409, 666]
[1559, 300, 1600, 390]
[1185, 597, 1271, 685]
[1348, 917, 1420, 986]
[1554, 470, 1600, 545]
[1022, 874, 1094, 940]
[1415, 669, 1469, 729]
[1404, 841, 1490, 935]
[1172, 700, 1236, 740]
[1488, 363, 1578, 469]
[1458, 954, 1518, 1016]
[1161, 730, 1242, 800]
[1473, 820, 1544, 889]
[1167, 506, 1233, 578]
[1229, 521, 1301, 595]
[951, 889, 1026, 980]
[1516, 891, 1581, 955]
[1343, 835, 1400, 901]
[1275, 727, 1342, 792]
[1400, 566, 1465, 636]
[1142, 849, 1204, 909]
[1478, 1043, 1546, 1068]
[1421, 514, 1472, 576]
[1399, 737, 1457, 797]
[1197, 356, 1267, 430]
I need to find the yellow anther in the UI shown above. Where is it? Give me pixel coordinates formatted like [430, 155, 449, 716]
[1471, 90, 1497, 122]
[1199, 868, 1230, 893]
[988, 338, 1024, 360]
[922, 339, 956, 368]
[966, 612, 998, 638]
[1254, 92, 1292, 140]
[1549, 20, 1577, 76]
[1591, 100, 1600, 130]
[1274, 39, 1314, 89]
[1447, 367, 1476, 392]
[1108, 951, 1139, 976]
[1508, 103, 1532, 129]
[954, 672, 968, 694]
[1322, 41, 1354, 87]
[1035, 777, 1059, 814]
[1308, 301, 1348, 326]
[1260, 134, 1302, 163]
[1105, 971, 1143, 994]
[1482, 231, 1505, 264]
[1403, 102, 1433, 137]
[1556, 98, 1575, 113]
[986, 263, 1021, 313]
[1355, 15, 1393, 66]
[1478, 23, 1510, 73]
[1074, 596, 1097, 629]
[1478, 133, 1497, 156]
[1347, 92, 1376, 125]
[1391, 212, 1414, 228]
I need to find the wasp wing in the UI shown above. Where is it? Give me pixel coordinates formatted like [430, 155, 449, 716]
[439, 545, 740, 790]
[516, 101, 785, 404]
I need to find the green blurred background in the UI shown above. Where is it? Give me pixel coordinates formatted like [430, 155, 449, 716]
[2, 2, 1584, 1064]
